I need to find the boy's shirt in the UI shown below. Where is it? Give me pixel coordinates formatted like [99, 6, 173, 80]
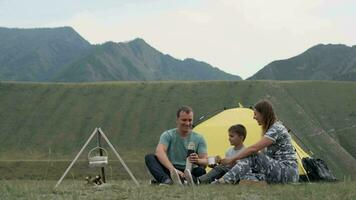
[223, 145, 245, 169]
[225, 145, 245, 158]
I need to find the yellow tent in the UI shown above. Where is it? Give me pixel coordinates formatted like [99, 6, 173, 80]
[193, 107, 310, 176]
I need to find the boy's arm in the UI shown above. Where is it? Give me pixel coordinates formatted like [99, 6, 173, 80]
[221, 137, 273, 165]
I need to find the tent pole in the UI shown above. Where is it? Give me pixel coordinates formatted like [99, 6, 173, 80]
[295, 148, 310, 182]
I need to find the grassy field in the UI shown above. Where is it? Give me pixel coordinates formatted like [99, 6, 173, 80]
[0, 80, 356, 180]
[0, 161, 148, 180]
[0, 180, 355, 200]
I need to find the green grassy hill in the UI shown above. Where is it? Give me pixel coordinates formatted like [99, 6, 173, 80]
[0, 81, 355, 180]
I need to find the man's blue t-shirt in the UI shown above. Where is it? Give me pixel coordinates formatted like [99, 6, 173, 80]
[159, 128, 207, 168]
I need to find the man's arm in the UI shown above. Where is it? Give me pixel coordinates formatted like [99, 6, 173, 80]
[155, 144, 184, 177]
[189, 152, 208, 167]
[155, 144, 174, 171]
[198, 153, 208, 166]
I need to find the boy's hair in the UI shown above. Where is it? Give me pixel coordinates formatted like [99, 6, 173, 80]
[228, 124, 247, 141]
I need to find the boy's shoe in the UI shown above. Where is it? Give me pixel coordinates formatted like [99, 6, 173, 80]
[184, 169, 195, 186]
[170, 169, 183, 185]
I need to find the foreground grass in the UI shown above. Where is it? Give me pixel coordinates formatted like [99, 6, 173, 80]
[0, 180, 355, 200]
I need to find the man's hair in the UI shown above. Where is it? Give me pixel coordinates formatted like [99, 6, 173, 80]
[228, 124, 247, 141]
[176, 105, 193, 118]
[253, 99, 277, 134]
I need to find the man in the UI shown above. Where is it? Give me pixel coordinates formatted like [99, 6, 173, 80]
[145, 106, 208, 185]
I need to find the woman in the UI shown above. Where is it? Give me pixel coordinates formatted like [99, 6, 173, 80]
[218, 100, 299, 184]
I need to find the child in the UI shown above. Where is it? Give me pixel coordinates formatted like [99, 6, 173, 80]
[185, 124, 247, 184]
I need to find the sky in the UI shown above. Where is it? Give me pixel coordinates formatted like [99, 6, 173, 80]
[1, 0, 356, 79]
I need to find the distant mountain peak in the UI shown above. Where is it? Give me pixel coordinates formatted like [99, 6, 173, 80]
[0, 26, 91, 81]
[249, 43, 356, 81]
[127, 38, 157, 52]
[306, 43, 350, 52]
[0, 26, 77, 33]
[130, 38, 147, 44]
[0, 26, 241, 82]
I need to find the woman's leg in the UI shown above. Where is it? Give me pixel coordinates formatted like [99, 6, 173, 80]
[221, 157, 254, 184]
[222, 154, 298, 184]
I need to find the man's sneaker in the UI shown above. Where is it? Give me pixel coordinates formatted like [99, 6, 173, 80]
[170, 169, 183, 185]
[158, 178, 173, 186]
[184, 169, 195, 186]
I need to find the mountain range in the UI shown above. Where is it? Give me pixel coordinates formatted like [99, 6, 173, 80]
[1, 26, 356, 82]
[248, 44, 356, 81]
[0, 27, 241, 82]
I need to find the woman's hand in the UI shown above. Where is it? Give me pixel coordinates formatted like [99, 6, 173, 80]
[220, 158, 234, 166]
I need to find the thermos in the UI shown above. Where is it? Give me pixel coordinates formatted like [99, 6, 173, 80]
[186, 142, 195, 171]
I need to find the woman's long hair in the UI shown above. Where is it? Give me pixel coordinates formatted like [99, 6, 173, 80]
[254, 100, 277, 134]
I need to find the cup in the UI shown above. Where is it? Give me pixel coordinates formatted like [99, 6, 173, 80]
[208, 156, 216, 166]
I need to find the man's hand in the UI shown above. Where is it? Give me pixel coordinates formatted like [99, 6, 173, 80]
[170, 168, 185, 178]
[177, 170, 185, 178]
[188, 153, 199, 164]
